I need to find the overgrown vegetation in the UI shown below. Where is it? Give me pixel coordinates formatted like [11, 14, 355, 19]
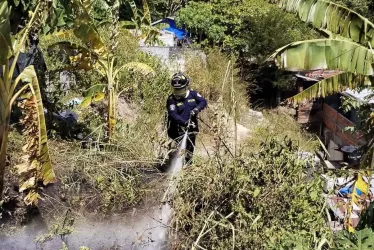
[49, 141, 146, 215]
[245, 110, 319, 153]
[176, 0, 318, 59]
[1, 0, 374, 249]
[171, 137, 330, 250]
[269, 0, 374, 235]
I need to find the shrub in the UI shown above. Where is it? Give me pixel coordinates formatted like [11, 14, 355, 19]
[171, 137, 331, 249]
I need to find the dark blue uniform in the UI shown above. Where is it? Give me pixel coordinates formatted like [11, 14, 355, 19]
[166, 90, 207, 162]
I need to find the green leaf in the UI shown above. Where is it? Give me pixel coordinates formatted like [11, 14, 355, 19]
[253, 188, 260, 198]
[310, 190, 317, 201]
[142, 0, 151, 26]
[92, 92, 105, 102]
[0, 0, 12, 64]
[80, 96, 92, 108]
[271, 0, 374, 48]
[74, 23, 105, 53]
[288, 72, 371, 103]
[269, 39, 374, 76]
[120, 21, 136, 29]
[122, 62, 155, 76]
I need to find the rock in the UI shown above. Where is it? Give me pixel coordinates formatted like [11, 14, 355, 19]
[117, 97, 138, 122]
[227, 118, 251, 144]
[248, 109, 264, 122]
[277, 106, 297, 116]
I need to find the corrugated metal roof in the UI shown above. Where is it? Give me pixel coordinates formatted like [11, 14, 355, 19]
[304, 70, 341, 79]
[295, 74, 319, 82]
[151, 17, 175, 26]
[342, 88, 374, 104]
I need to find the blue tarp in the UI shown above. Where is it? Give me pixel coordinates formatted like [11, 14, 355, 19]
[153, 18, 188, 40]
[164, 27, 187, 39]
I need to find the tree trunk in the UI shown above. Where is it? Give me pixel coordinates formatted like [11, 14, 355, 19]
[0, 116, 10, 197]
[108, 88, 117, 140]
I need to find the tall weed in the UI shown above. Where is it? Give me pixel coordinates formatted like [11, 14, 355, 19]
[171, 137, 331, 250]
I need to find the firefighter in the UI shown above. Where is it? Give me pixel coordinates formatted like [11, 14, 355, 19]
[166, 72, 207, 163]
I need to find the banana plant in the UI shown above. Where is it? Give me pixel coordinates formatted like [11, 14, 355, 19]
[269, 0, 374, 48]
[269, 0, 374, 233]
[268, 39, 374, 103]
[121, 0, 161, 45]
[45, 0, 154, 140]
[268, 0, 374, 102]
[334, 227, 374, 250]
[0, 0, 55, 204]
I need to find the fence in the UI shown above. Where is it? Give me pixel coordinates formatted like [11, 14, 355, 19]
[322, 104, 365, 146]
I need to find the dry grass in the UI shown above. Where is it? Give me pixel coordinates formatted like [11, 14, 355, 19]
[242, 110, 319, 153]
[185, 48, 249, 116]
[2, 129, 164, 225]
[170, 135, 331, 250]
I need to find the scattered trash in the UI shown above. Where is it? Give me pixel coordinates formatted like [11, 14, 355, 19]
[66, 98, 83, 107]
[53, 110, 78, 124]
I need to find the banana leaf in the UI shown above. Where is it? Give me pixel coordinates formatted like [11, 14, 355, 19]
[289, 72, 372, 103]
[73, 23, 105, 53]
[142, 0, 151, 26]
[269, 39, 374, 76]
[271, 0, 374, 47]
[0, 0, 12, 64]
[114, 62, 155, 79]
[19, 66, 55, 186]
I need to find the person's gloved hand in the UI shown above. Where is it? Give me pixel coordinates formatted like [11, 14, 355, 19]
[188, 121, 196, 129]
[190, 108, 199, 116]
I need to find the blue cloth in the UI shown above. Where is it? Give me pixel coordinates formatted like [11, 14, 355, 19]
[338, 187, 363, 196]
[166, 90, 207, 139]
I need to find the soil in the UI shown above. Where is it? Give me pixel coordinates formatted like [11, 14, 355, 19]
[0, 203, 172, 250]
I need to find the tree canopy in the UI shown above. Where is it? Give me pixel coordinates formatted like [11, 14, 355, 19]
[332, 0, 374, 22]
[176, 0, 319, 60]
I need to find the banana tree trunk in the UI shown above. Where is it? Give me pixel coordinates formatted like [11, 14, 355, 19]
[108, 88, 117, 140]
[0, 115, 10, 196]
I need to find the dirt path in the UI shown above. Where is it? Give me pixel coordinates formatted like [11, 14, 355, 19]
[0, 202, 172, 250]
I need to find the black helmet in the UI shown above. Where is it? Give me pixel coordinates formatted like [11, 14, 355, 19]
[170, 73, 189, 89]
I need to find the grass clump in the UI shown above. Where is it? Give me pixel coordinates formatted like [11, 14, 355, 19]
[243, 110, 319, 153]
[171, 137, 331, 250]
[185, 48, 248, 112]
[47, 141, 152, 216]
